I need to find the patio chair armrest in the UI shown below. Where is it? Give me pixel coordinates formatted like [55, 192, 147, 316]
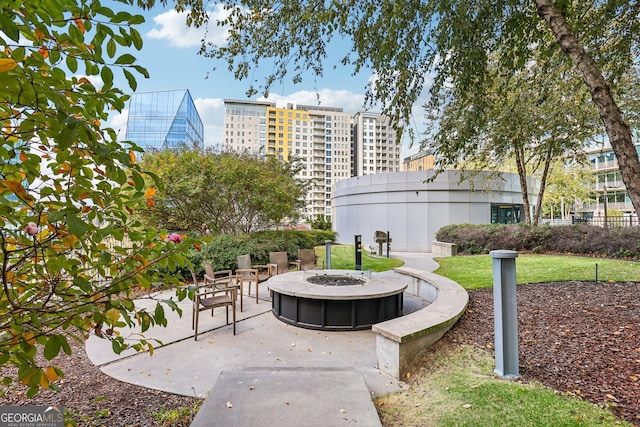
[253, 264, 273, 275]
[267, 263, 279, 274]
[205, 269, 233, 279]
[236, 268, 258, 274]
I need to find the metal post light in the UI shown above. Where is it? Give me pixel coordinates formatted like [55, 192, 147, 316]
[491, 250, 520, 379]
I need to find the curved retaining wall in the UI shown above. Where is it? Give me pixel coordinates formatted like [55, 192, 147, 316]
[372, 267, 469, 379]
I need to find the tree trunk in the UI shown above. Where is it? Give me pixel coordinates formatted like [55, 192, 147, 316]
[533, 144, 554, 226]
[536, 0, 640, 216]
[514, 142, 532, 224]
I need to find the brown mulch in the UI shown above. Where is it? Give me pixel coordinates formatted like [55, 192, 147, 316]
[443, 281, 640, 424]
[1, 281, 638, 425]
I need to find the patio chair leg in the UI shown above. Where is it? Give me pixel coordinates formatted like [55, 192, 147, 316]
[194, 314, 199, 341]
[232, 300, 236, 335]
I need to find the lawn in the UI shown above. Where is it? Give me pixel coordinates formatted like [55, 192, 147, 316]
[376, 345, 631, 427]
[315, 244, 403, 271]
[320, 247, 638, 426]
[434, 254, 640, 289]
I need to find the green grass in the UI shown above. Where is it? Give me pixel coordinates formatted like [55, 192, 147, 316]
[315, 244, 403, 272]
[152, 401, 202, 426]
[319, 248, 637, 426]
[376, 345, 631, 427]
[435, 254, 640, 289]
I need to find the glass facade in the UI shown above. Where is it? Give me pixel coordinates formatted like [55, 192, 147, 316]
[125, 90, 204, 152]
[491, 204, 523, 224]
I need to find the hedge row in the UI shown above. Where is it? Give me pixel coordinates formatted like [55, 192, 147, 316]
[186, 229, 336, 277]
[435, 223, 640, 260]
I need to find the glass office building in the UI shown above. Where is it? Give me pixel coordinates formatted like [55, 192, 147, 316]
[125, 89, 204, 152]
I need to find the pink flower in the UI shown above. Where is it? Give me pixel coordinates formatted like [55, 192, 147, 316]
[165, 233, 182, 243]
[25, 222, 39, 236]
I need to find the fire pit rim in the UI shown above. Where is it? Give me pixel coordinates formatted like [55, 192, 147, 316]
[267, 269, 407, 301]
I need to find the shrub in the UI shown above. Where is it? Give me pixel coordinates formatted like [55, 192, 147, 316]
[435, 224, 640, 259]
[199, 230, 337, 272]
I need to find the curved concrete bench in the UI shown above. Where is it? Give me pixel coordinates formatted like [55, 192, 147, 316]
[372, 266, 469, 379]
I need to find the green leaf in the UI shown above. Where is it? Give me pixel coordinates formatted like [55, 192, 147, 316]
[65, 214, 88, 237]
[129, 15, 145, 25]
[154, 303, 166, 327]
[101, 65, 113, 90]
[123, 68, 137, 91]
[106, 38, 116, 58]
[66, 55, 78, 73]
[114, 53, 136, 65]
[130, 27, 143, 50]
[0, 12, 20, 42]
[26, 386, 40, 398]
[60, 337, 72, 356]
[43, 336, 61, 360]
[133, 65, 149, 78]
[112, 11, 133, 24]
[47, 210, 65, 223]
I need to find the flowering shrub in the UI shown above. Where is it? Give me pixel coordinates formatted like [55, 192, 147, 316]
[166, 233, 183, 243]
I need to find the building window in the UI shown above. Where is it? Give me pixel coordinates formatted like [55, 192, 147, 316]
[491, 204, 523, 224]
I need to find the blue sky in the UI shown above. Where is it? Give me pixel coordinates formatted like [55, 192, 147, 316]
[106, 2, 424, 157]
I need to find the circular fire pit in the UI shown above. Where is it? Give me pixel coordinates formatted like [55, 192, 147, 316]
[305, 275, 366, 287]
[269, 270, 407, 331]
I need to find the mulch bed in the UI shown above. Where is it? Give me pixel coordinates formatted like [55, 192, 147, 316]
[0, 281, 638, 425]
[444, 281, 640, 424]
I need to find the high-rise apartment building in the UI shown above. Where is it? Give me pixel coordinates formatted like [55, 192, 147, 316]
[402, 148, 436, 171]
[580, 143, 640, 217]
[301, 105, 352, 219]
[223, 100, 397, 221]
[125, 89, 204, 153]
[223, 99, 271, 154]
[352, 111, 401, 176]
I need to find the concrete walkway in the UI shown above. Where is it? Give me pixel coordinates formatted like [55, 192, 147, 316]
[85, 252, 440, 426]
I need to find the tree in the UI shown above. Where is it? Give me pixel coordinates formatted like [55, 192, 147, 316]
[430, 51, 600, 225]
[174, 0, 640, 214]
[535, 0, 640, 215]
[138, 149, 308, 234]
[542, 160, 594, 219]
[0, 0, 195, 396]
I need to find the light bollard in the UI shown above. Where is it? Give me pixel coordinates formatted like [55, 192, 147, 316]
[325, 240, 332, 270]
[354, 235, 362, 270]
[490, 249, 520, 379]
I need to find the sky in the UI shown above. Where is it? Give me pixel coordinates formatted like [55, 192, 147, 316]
[107, 2, 425, 157]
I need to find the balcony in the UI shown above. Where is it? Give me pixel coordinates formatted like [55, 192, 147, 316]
[591, 160, 618, 170]
[595, 181, 625, 191]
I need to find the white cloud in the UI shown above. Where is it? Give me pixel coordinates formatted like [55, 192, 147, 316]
[107, 110, 129, 141]
[146, 6, 230, 48]
[194, 97, 225, 147]
[260, 88, 366, 115]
